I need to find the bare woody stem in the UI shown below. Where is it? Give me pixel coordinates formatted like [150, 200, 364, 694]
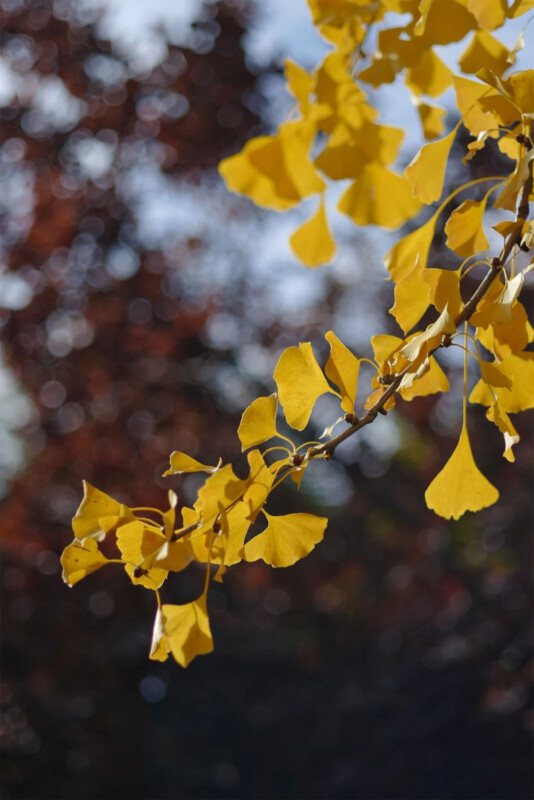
[309, 156, 533, 460]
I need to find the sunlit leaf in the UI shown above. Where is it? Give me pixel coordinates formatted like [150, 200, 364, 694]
[158, 597, 213, 668]
[290, 197, 336, 267]
[414, 0, 478, 43]
[243, 511, 327, 567]
[384, 211, 438, 281]
[244, 449, 275, 523]
[422, 267, 463, 319]
[459, 31, 510, 76]
[196, 464, 246, 521]
[406, 50, 451, 97]
[400, 356, 449, 400]
[425, 424, 499, 519]
[238, 394, 278, 452]
[486, 401, 519, 462]
[274, 342, 335, 430]
[417, 102, 447, 140]
[444, 199, 489, 256]
[467, 0, 507, 30]
[164, 452, 217, 476]
[117, 521, 168, 589]
[469, 352, 534, 412]
[390, 256, 430, 334]
[72, 481, 133, 542]
[404, 127, 457, 204]
[338, 164, 421, 228]
[61, 539, 110, 587]
[324, 330, 360, 413]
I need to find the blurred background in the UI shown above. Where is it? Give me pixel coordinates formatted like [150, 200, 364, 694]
[0, 1, 532, 798]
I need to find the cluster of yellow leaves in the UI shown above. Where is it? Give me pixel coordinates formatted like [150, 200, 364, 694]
[62, 0, 534, 666]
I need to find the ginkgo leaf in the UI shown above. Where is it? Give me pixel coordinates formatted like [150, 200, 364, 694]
[453, 75, 499, 136]
[469, 352, 534, 412]
[509, 0, 534, 17]
[285, 58, 313, 114]
[422, 268, 463, 319]
[371, 334, 403, 367]
[417, 102, 447, 140]
[61, 539, 110, 587]
[398, 306, 456, 363]
[444, 199, 489, 257]
[495, 148, 534, 211]
[364, 387, 396, 411]
[338, 164, 421, 228]
[324, 330, 360, 414]
[243, 511, 327, 567]
[406, 50, 452, 98]
[467, 0, 507, 30]
[243, 449, 275, 523]
[479, 360, 513, 389]
[117, 521, 168, 589]
[153, 538, 194, 573]
[400, 357, 449, 401]
[196, 464, 246, 521]
[274, 342, 335, 430]
[470, 272, 524, 328]
[404, 126, 457, 204]
[390, 256, 430, 334]
[384, 212, 438, 281]
[459, 31, 510, 76]
[486, 401, 519, 462]
[164, 452, 217, 476]
[72, 481, 133, 542]
[290, 197, 336, 267]
[159, 597, 213, 667]
[220, 501, 252, 566]
[238, 394, 278, 452]
[414, 0, 478, 44]
[425, 424, 499, 519]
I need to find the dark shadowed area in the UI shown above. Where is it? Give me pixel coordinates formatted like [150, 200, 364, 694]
[0, 2, 532, 799]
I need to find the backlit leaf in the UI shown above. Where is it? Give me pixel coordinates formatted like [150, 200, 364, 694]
[274, 342, 335, 430]
[425, 424, 499, 519]
[467, 0, 507, 29]
[384, 211, 438, 281]
[243, 512, 327, 567]
[422, 268, 463, 319]
[290, 197, 336, 267]
[72, 481, 133, 542]
[390, 256, 430, 333]
[338, 165, 421, 228]
[117, 521, 168, 589]
[486, 401, 519, 462]
[238, 394, 278, 452]
[324, 330, 360, 414]
[459, 32, 510, 76]
[444, 199, 489, 257]
[417, 102, 446, 140]
[159, 597, 213, 667]
[469, 352, 534, 412]
[61, 539, 110, 587]
[404, 126, 457, 204]
[406, 50, 451, 97]
[164, 452, 217, 476]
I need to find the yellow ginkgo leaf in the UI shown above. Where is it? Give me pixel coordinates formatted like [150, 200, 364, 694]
[406, 50, 452, 98]
[61, 539, 110, 587]
[371, 334, 403, 367]
[364, 387, 396, 411]
[164, 452, 217, 476]
[238, 394, 278, 452]
[289, 197, 336, 267]
[153, 538, 194, 573]
[444, 199, 489, 257]
[398, 306, 456, 363]
[159, 597, 213, 668]
[425, 424, 499, 519]
[404, 126, 457, 204]
[220, 501, 252, 566]
[243, 511, 327, 567]
[324, 330, 360, 414]
[417, 102, 447, 140]
[338, 164, 421, 228]
[243, 449, 275, 523]
[459, 31, 510, 76]
[285, 58, 313, 114]
[274, 342, 335, 430]
[469, 352, 534, 412]
[414, 0, 478, 44]
[117, 521, 168, 589]
[467, 0, 507, 30]
[486, 401, 519, 462]
[72, 481, 133, 542]
[509, 0, 534, 17]
[495, 148, 534, 211]
[400, 356, 450, 401]
[149, 608, 171, 662]
[470, 272, 524, 328]
[422, 268, 463, 319]
[196, 464, 246, 522]
[453, 75, 499, 136]
[384, 211, 438, 281]
[479, 360, 513, 389]
[390, 256, 430, 334]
